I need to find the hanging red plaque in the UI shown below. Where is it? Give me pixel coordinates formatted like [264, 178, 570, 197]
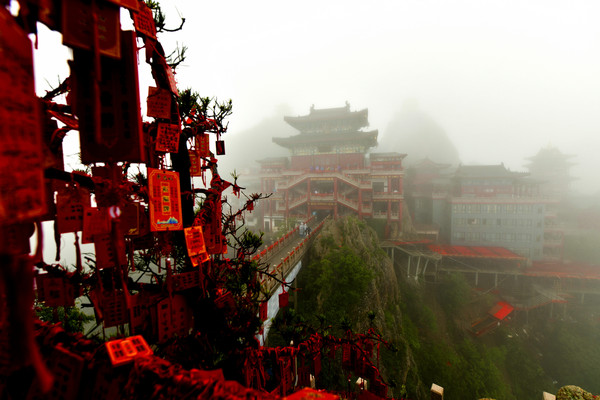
[146, 86, 172, 120]
[278, 291, 289, 308]
[215, 140, 225, 155]
[55, 187, 90, 233]
[132, 3, 156, 39]
[93, 233, 124, 269]
[106, 335, 153, 367]
[155, 122, 180, 152]
[171, 269, 200, 291]
[35, 274, 76, 308]
[0, 8, 46, 224]
[82, 207, 111, 244]
[184, 226, 209, 266]
[154, 295, 192, 341]
[148, 169, 183, 231]
[196, 133, 210, 157]
[165, 64, 178, 95]
[101, 290, 129, 328]
[202, 196, 225, 255]
[259, 301, 268, 321]
[62, 0, 121, 58]
[128, 293, 149, 334]
[72, 30, 145, 163]
[189, 150, 202, 176]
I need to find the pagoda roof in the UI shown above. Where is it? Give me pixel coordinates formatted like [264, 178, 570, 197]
[272, 129, 378, 149]
[284, 103, 369, 133]
[526, 145, 576, 162]
[455, 164, 528, 179]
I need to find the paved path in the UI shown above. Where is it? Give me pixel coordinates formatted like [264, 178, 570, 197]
[255, 217, 326, 295]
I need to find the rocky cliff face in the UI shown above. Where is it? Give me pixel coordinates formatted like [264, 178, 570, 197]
[299, 216, 429, 398]
[309, 216, 399, 322]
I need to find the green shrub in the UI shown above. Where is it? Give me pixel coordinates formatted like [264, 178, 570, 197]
[438, 273, 471, 314]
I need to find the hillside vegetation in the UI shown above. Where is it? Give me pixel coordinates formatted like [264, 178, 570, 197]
[278, 216, 600, 399]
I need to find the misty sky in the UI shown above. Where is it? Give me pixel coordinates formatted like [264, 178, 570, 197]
[33, 0, 600, 194]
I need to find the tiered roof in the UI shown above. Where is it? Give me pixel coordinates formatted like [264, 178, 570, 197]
[272, 130, 378, 148]
[283, 103, 368, 133]
[524, 146, 575, 186]
[273, 103, 378, 150]
[525, 146, 575, 167]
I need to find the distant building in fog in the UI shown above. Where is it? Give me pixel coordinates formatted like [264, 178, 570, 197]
[525, 145, 575, 200]
[445, 164, 547, 262]
[405, 162, 562, 262]
[256, 103, 405, 238]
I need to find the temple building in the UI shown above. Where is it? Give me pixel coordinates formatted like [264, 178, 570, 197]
[257, 103, 406, 237]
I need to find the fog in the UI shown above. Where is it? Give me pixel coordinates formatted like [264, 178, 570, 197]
[34, 0, 600, 194]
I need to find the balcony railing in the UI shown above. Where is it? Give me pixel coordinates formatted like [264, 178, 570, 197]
[309, 193, 334, 201]
[372, 191, 403, 200]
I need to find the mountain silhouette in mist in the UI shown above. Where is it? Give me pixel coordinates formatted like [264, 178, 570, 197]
[378, 100, 460, 167]
[220, 104, 295, 177]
